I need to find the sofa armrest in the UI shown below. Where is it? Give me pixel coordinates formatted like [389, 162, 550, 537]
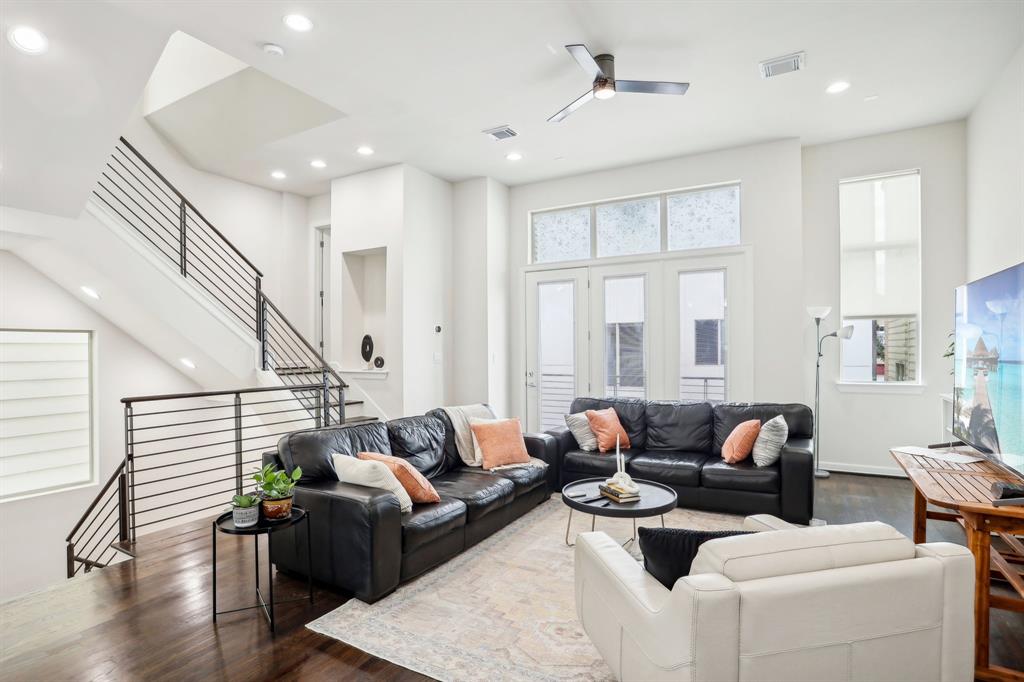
[270, 479, 402, 603]
[743, 514, 798, 532]
[574, 531, 739, 680]
[779, 436, 814, 524]
[523, 431, 558, 490]
[915, 543, 975, 682]
[547, 425, 577, 488]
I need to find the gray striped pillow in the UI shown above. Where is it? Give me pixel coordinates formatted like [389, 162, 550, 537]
[565, 412, 598, 451]
[752, 415, 788, 467]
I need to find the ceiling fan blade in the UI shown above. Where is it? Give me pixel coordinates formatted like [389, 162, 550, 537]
[616, 80, 690, 96]
[547, 89, 596, 123]
[565, 44, 605, 81]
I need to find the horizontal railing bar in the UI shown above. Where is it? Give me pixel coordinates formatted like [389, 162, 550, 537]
[264, 326, 319, 374]
[113, 145, 180, 211]
[92, 189, 179, 264]
[77, 523, 119, 571]
[129, 405, 313, 431]
[184, 212, 257, 284]
[97, 175, 183, 261]
[135, 486, 238, 516]
[181, 264, 256, 331]
[118, 137, 263, 276]
[262, 296, 345, 388]
[128, 392, 320, 418]
[133, 500, 227, 530]
[133, 458, 262, 486]
[123, 383, 326, 404]
[77, 515, 118, 561]
[132, 442, 277, 471]
[77, 507, 119, 562]
[131, 415, 313, 446]
[182, 259, 257, 327]
[69, 488, 116, 545]
[66, 460, 125, 541]
[133, 474, 247, 502]
[182, 235, 256, 300]
[104, 158, 181, 235]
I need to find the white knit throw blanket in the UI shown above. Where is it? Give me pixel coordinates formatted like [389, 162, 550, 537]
[442, 404, 495, 466]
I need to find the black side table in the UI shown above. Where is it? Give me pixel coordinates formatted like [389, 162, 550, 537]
[212, 507, 312, 633]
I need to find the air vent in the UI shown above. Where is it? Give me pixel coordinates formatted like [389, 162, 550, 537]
[482, 125, 518, 141]
[759, 51, 806, 79]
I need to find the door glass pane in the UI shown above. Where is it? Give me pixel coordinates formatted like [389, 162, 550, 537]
[604, 276, 646, 398]
[532, 207, 591, 263]
[537, 281, 576, 430]
[679, 271, 726, 401]
[596, 197, 660, 258]
[667, 185, 740, 251]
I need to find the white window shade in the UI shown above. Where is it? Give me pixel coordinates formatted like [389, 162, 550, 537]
[0, 330, 95, 501]
[839, 172, 921, 318]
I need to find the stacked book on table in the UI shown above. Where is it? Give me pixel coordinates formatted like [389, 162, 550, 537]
[599, 482, 641, 503]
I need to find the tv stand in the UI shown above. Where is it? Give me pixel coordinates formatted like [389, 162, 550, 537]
[891, 447, 1024, 682]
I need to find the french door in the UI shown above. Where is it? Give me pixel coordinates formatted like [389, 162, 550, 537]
[524, 252, 751, 431]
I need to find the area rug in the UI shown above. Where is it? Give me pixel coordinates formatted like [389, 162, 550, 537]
[307, 495, 744, 681]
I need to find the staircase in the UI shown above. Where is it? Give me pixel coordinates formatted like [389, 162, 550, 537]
[65, 137, 375, 577]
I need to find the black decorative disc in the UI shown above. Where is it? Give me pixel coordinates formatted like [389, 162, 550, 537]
[373, 356, 385, 369]
[361, 335, 374, 362]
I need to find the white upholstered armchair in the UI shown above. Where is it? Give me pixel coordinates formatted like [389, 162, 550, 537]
[574, 515, 974, 682]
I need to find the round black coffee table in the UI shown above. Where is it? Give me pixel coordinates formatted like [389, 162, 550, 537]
[561, 478, 678, 546]
[212, 507, 312, 632]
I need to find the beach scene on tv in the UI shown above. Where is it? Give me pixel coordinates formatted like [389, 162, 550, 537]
[953, 262, 1023, 474]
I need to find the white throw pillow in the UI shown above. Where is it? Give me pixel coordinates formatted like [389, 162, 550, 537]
[752, 415, 789, 467]
[332, 453, 412, 512]
[565, 412, 598, 451]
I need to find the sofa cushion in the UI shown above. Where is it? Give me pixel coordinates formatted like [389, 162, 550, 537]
[627, 451, 709, 487]
[401, 496, 467, 553]
[712, 403, 813, 455]
[570, 397, 647, 449]
[563, 448, 641, 477]
[277, 421, 391, 484]
[387, 415, 447, 478]
[490, 463, 548, 496]
[639, 527, 755, 588]
[701, 458, 780, 493]
[645, 401, 714, 451]
[429, 470, 515, 522]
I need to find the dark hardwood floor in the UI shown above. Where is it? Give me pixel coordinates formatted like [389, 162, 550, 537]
[2, 474, 1021, 681]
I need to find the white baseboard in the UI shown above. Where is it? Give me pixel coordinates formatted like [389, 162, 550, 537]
[818, 461, 907, 478]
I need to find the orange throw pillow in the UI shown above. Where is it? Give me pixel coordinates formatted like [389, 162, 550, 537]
[721, 420, 761, 464]
[357, 452, 440, 504]
[469, 418, 531, 470]
[585, 408, 631, 452]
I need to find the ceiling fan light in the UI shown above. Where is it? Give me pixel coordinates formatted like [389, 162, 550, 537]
[593, 81, 616, 100]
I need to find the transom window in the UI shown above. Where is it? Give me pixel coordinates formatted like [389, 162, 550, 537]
[531, 183, 741, 264]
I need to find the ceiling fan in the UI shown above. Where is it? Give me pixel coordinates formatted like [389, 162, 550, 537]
[548, 44, 690, 123]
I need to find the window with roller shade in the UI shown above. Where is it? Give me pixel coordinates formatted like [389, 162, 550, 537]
[838, 171, 921, 383]
[0, 330, 96, 501]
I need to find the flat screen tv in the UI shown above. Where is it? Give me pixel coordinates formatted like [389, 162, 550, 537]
[953, 261, 1024, 479]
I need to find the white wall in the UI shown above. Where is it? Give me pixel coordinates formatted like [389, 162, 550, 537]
[508, 139, 805, 420]
[802, 121, 967, 475]
[967, 43, 1024, 281]
[0, 252, 200, 600]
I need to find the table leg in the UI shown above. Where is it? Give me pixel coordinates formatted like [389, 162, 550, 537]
[564, 508, 573, 546]
[591, 514, 595, 532]
[661, 515, 665, 528]
[306, 512, 313, 605]
[211, 523, 217, 623]
[965, 513, 991, 671]
[254, 530, 260, 600]
[268, 530, 275, 633]
[913, 487, 927, 544]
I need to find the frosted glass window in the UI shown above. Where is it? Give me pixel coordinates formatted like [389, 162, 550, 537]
[596, 197, 660, 258]
[667, 185, 740, 251]
[0, 330, 95, 501]
[531, 207, 591, 263]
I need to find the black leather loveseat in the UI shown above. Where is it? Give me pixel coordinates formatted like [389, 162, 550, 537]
[547, 398, 814, 524]
[263, 410, 557, 603]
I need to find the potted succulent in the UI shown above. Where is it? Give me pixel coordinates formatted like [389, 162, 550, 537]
[252, 463, 302, 520]
[229, 493, 260, 528]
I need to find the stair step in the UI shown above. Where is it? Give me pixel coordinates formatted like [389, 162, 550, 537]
[110, 540, 137, 557]
[342, 416, 378, 425]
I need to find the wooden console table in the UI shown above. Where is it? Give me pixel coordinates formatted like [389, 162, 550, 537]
[891, 449, 1024, 682]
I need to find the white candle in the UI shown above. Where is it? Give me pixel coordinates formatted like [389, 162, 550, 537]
[616, 433, 622, 474]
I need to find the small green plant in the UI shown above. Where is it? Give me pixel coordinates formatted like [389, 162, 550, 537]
[231, 493, 259, 508]
[252, 464, 302, 500]
[944, 331, 955, 375]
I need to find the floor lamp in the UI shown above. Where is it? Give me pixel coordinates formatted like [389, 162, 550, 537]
[808, 306, 854, 479]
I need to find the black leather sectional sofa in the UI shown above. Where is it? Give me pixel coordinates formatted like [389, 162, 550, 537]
[263, 410, 557, 603]
[547, 398, 815, 524]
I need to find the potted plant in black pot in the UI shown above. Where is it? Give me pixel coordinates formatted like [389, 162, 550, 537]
[252, 463, 302, 520]
[229, 493, 260, 528]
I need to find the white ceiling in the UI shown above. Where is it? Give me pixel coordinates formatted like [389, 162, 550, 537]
[3, 1, 1023, 210]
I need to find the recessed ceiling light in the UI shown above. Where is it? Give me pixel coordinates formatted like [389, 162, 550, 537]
[310, 159, 327, 169]
[356, 146, 374, 156]
[864, 94, 879, 102]
[80, 286, 100, 300]
[270, 170, 287, 180]
[180, 358, 196, 370]
[283, 14, 313, 32]
[263, 43, 285, 57]
[8, 26, 48, 55]
[826, 81, 850, 94]
[506, 152, 523, 161]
